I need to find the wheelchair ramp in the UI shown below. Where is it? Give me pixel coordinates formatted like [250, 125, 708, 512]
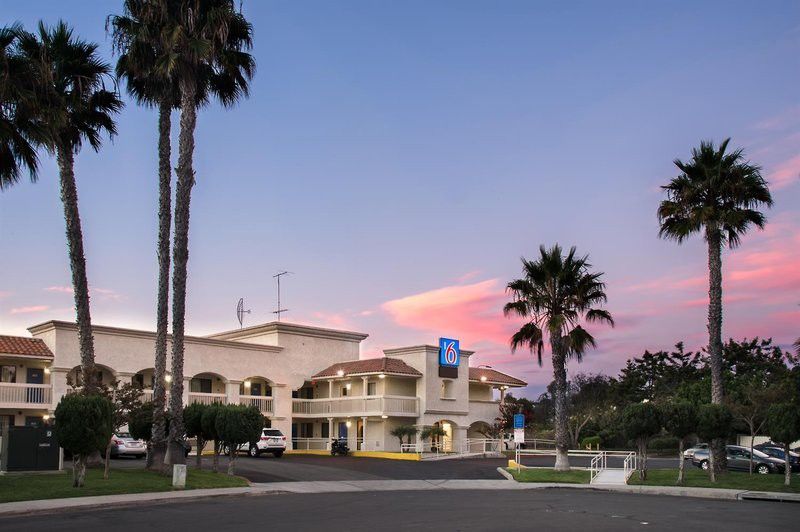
[591, 469, 628, 485]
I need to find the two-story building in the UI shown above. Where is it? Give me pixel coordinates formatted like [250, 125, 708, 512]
[0, 320, 526, 453]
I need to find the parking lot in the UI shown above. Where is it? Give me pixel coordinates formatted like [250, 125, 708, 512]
[112, 453, 680, 483]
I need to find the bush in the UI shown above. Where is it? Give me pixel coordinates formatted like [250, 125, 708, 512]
[696, 403, 733, 442]
[215, 405, 264, 475]
[622, 402, 662, 481]
[184, 403, 207, 468]
[766, 403, 800, 487]
[649, 435, 680, 451]
[129, 402, 155, 442]
[580, 435, 602, 449]
[54, 394, 113, 487]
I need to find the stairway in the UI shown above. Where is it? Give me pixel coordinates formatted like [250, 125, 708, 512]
[591, 469, 628, 485]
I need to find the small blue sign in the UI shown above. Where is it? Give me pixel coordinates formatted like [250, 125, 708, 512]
[438, 338, 460, 367]
[513, 414, 525, 429]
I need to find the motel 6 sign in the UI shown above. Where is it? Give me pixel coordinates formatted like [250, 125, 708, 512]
[439, 338, 460, 367]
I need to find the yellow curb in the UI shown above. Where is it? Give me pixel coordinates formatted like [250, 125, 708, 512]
[285, 450, 421, 461]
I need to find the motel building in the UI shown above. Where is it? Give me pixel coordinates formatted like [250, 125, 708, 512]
[0, 320, 526, 453]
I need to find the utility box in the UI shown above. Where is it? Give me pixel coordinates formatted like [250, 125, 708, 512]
[1, 425, 61, 472]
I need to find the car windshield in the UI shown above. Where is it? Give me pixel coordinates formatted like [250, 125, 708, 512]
[752, 449, 770, 458]
[264, 429, 282, 436]
[116, 433, 132, 439]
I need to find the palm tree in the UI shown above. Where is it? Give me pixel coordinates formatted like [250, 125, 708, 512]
[0, 24, 45, 189]
[109, 0, 181, 471]
[16, 22, 122, 392]
[165, 0, 255, 464]
[658, 139, 772, 473]
[504, 245, 614, 471]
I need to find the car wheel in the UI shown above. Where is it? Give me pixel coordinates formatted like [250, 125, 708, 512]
[249, 445, 260, 458]
[272, 451, 283, 458]
[757, 464, 770, 475]
[700, 460, 709, 470]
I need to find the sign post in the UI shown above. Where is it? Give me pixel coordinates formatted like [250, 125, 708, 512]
[513, 413, 525, 448]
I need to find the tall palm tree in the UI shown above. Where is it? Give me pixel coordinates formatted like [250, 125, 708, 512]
[504, 244, 614, 471]
[658, 139, 772, 473]
[109, 0, 182, 471]
[0, 24, 45, 189]
[16, 22, 122, 392]
[165, 0, 254, 464]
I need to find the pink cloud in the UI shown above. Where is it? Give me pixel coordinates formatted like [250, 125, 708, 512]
[44, 285, 124, 301]
[456, 270, 482, 283]
[768, 154, 800, 189]
[0, 291, 11, 299]
[9, 305, 49, 315]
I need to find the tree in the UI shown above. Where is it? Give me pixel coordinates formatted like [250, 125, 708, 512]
[621, 402, 661, 481]
[184, 403, 207, 469]
[728, 380, 785, 475]
[99, 381, 143, 479]
[15, 22, 122, 392]
[420, 425, 447, 452]
[658, 139, 773, 473]
[0, 24, 46, 189]
[129, 401, 156, 442]
[662, 400, 697, 485]
[696, 403, 733, 483]
[165, 0, 255, 465]
[215, 405, 263, 475]
[504, 244, 614, 471]
[766, 403, 800, 487]
[201, 403, 223, 473]
[109, 0, 182, 472]
[390, 425, 416, 448]
[53, 394, 113, 487]
[566, 373, 615, 449]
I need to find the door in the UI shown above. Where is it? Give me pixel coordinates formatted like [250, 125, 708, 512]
[26, 368, 44, 404]
[250, 382, 262, 397]
[338, 422, 348, 439]
[357, 419, 364, 450]
[727, 448, 747, 471]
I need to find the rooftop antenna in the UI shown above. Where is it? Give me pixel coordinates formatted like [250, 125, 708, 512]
[236, 298, 251, 329]
[273, 271, 292, 321]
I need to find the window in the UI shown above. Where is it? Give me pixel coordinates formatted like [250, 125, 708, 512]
[299, 423, 314, 438]
[133, 373, 145, 388]
[1, 365, 16, 383]
[341, 386, 349, 397]
[321, 423, 329, 438]
[441, 380, 454, 399]
[191, 378, 212, 393]
[367, 382, 377, 396]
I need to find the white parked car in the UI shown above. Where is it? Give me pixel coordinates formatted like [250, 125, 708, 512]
[110, 432, 146, 459]
[235, 428, 286, 458]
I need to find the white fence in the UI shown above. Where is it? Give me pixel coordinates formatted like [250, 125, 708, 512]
[240, 395, 274, 415]
[292, 395, 418, 417]
[0, 383, 52, 408]
[188, 392, 228, 406]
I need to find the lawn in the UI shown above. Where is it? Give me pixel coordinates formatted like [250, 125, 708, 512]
[507, 467, 590, 484]
[0, 467, 248, 504]
[627, 468, 800, 493]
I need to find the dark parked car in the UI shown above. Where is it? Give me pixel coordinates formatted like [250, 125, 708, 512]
[754, 444, 800, 472]
[691, 445, 785, 474]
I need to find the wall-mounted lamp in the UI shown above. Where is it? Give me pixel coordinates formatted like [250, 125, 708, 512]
[44, 367, 51, 375]
[165, 375, 173, 383]
[480, 376, 487, 382]
[43, 414, 50, 421]
[381, 415, 388, 419]
[336, 369, 345, 377]
[345, 383, 352, 390]
[244, 380, 251, 388]
[346, 421, 352, 428]
[378, 373, 386, 379]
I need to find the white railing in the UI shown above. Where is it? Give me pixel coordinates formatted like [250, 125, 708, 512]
[0, 382, 52, 407]
[514, 448, 635, 473]
[189, 392, 227, 406]
[401, 442, 421, 453]
[240, 395, 274, 415]
[461, 438, 502, 454]
[590, 451, 607, 483]
[139, 389, 154, 403]
[623, 452, 637, 480]
[292, 438, 331, 450]
[292, 395, 418, 417]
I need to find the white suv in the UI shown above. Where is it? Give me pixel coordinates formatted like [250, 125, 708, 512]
[238, 428, 286, 458]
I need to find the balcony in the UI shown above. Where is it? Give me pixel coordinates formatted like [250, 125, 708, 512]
[292, 395, 418, 418]
[239, 395, 274, 416]
[188, 392, 227, 406]
[0, 383, 52, 409]
[468, 399, 502, 421]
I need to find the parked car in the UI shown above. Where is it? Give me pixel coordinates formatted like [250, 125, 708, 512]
[231, 428, 286, 458]
[753, 444, 800, 472]
[110, 432, 146, 459]
[683, 443, 708, 460]
[691, 445, 785, 474]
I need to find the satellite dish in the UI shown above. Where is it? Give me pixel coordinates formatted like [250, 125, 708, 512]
[236, 298, 251, 329]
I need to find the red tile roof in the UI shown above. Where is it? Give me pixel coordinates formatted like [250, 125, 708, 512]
[469, 367, 526, 387]
[312, 358, 422, 379]
[0, 335, 53, 358]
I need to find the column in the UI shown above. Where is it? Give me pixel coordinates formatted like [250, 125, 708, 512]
[362, 416, 368, 451]
[500, 387, 506, 404]
[226, 380, 241, 406]
[50, 368, 70, 412]
[182, 377, 191, 408]
[327, 417, 333, 450]
[328, 380, 333, 398]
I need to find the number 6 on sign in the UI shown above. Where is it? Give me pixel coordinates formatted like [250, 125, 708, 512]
[438, 338, 460, 367]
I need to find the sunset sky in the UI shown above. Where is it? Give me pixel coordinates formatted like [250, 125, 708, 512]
[1, 1, 799, 396]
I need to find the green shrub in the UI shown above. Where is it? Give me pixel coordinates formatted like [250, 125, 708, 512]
[580, 435, 602, 449]
[649, 435, 680, 451]
[129, 402, 155, 442]
[184, 403, 207, 468]
[215, 405, 264, 475]
[696, 403, 733, 442]
[54, 394, 113, 487]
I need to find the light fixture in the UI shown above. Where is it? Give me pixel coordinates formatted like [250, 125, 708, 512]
[345, 383, 352, 390]
[336, 369, 345, 377]
[44, 367, 51, 375]
[346, 421, 352, 428]
[244, 380, 251, 388]
[43, 414, 50, 421]
[480, 375, 487, 382]
[378, 373, 386, 379]
[381, 415, 388, 419]
[165, 375, 173, 383]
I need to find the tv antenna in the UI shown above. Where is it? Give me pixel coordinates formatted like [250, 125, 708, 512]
[273, 271, 292, 321]
[236, 298, 251, 329]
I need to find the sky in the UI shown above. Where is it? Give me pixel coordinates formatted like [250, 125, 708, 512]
[1, 1, 799, 397]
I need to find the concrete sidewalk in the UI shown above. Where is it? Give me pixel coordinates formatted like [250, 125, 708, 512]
[2, 477, 799, 516]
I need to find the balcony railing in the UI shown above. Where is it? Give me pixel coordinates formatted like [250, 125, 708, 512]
[0, 382, 52, 408]
[188, 392, 227, 406]
[292, 395, 418, 417]
[239, 395, 274, 415]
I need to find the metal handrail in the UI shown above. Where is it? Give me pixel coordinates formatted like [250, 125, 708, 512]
[623, 452, 636, 480]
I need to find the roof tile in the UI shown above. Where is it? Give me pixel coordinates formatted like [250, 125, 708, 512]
[469, 367, 526, 387]
[0, 335, 53, 358]
[312, 358, 422, 379]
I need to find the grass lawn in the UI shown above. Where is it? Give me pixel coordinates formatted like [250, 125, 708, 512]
[0, 467, 248, 504]
[628, 468, 800, 493]
[507, 467, 590, 484]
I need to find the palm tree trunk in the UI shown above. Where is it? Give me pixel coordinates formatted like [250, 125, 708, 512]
[167, 82, 198, 465]
[677, 439, 685, 485]
[150, 98, 172, 471]
[56, 144, 96, 393]
[785, 443, 792, 487]
[550, 336, 570, 472]
[707, 227, 727, 474]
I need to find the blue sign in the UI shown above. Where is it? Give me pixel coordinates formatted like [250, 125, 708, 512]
[438, 338, 460, 367]
[513, 414, 525, 429]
